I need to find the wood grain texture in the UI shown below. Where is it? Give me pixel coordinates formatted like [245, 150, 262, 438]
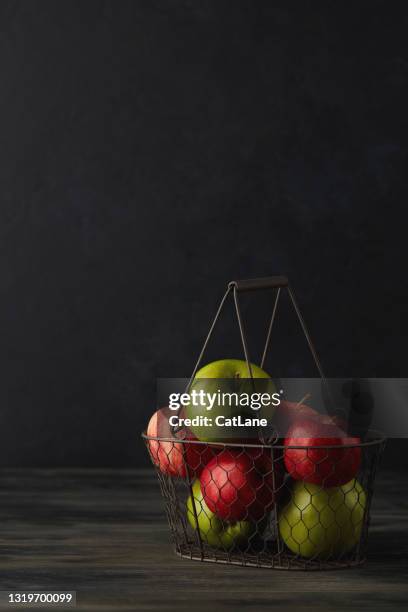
[0, 469, 406, 611]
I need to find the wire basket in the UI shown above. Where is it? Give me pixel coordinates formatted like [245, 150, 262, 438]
[142, 433, 385, 570]
[143, 276, 385, 570]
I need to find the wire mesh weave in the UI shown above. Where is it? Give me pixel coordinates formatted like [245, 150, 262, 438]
[143, 277, 386, 570]
[143, 433, 384, 570]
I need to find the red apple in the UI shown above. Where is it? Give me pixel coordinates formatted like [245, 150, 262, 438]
[275, 400, 319, 436]
[323, 414, 348, 432]
[146, 408, 217, 478]
[200, 448, 282, 522]
[146, 407, 183, 476]
[185, 437, 219, 476]
[283, 417, 361, 487]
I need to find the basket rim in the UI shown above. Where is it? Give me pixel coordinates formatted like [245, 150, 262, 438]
[141, 429, 386, 450]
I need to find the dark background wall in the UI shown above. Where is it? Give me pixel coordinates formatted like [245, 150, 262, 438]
[0, 0, 407, 467]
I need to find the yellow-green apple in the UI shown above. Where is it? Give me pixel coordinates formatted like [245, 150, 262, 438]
[200, 447, 282, 522]
[186, 359, 276, 441]
[187, 479, 259, 549]
[279, 479, 366, 558]
[284, 417, 361, 487]
[146, 407, 217, 477]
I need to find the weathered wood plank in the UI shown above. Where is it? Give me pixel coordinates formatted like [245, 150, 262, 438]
[0, 469, 406, 611]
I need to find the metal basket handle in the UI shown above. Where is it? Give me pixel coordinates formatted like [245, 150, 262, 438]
[189, 276, 326, 385]
[229, 276, 289, 292]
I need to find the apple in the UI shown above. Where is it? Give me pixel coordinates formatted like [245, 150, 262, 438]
[283, 417, 361, 487]
[279, 479, 366, 558]
[194, 358, 271, 379]
[146, 407, 217, 477]
[200, 447, 281, 522]
[185, 359, 276, 442]
[275, 400, 319, 436]
[187, 479, 259, 549]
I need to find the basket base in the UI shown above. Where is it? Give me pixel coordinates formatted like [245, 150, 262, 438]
[176, 546, 366, 571]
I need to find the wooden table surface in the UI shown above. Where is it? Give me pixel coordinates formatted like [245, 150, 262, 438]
[0, 468, 407, 611]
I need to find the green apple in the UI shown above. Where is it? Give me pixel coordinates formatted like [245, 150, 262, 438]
[195, 359, 271, 380]
[279, 479, 366, 558]
[186, 359, 276, 441]
[186, 479, 260, 549]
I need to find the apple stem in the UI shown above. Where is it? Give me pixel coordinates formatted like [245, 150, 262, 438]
[295, 393, 311, 408]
